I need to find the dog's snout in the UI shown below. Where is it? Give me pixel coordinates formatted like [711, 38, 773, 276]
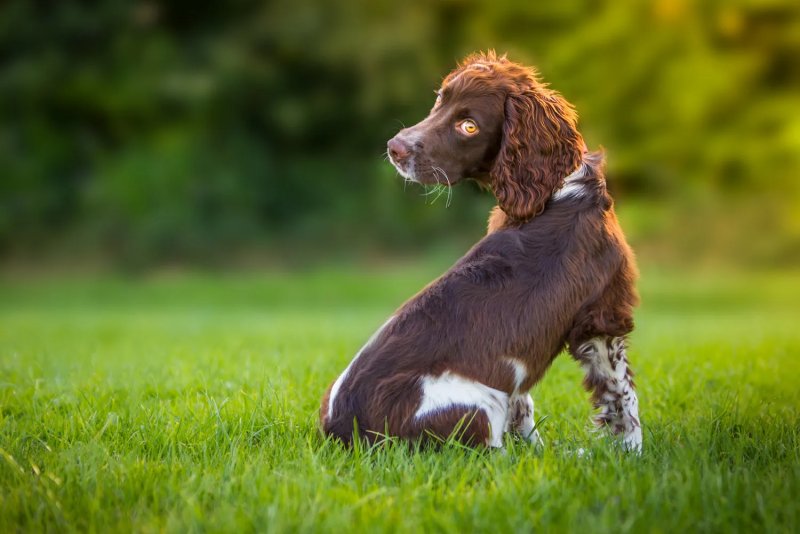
[387, 137, 410, 164]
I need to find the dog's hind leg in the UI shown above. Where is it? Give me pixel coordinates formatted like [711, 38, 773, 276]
[413, 372, 509, 448]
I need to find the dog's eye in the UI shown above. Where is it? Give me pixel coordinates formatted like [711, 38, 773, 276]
[457, 119, 479, 135]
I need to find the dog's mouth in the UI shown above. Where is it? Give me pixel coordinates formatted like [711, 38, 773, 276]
[388, 155, 456, 187]
[387, 152, 416, 182]
[387, 132, 456, 186]
[420, 165, 454, 187]
[387, 159, 454, 206]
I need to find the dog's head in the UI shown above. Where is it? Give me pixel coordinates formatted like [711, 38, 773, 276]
[388, 51, 585, 220]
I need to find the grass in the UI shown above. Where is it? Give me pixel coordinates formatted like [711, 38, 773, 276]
[1, 263, 799, 532]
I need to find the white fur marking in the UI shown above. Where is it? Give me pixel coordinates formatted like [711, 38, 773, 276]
[327, 316, 395, 419]
[503, 357, 528, 394]
[507, 392, 543, 446]
[415, 371, 509, 447]
[579, 336, 642, 454]
[552, 163, 588, 201]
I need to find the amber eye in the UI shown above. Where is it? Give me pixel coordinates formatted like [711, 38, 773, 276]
[458, 119, 479, 135]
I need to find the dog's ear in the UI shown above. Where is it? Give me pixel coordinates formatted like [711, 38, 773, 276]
[490, 89, 584, 221]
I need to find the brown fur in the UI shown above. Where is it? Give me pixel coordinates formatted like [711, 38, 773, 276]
[321, 52, 639, 448]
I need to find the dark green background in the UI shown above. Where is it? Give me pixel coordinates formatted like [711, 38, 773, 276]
[2, 0, 798, 269]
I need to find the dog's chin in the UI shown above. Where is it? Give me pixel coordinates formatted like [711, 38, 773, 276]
[388, 158, 416, 182]
[424, 173, 466, 186]
[415, 173, 443, 186]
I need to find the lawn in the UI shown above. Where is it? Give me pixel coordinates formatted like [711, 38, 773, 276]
[1, 263, 799, 532]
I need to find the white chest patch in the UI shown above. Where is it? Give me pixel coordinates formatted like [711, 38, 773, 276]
[327, 316, 395, 419]
[552, 164, 588, 201]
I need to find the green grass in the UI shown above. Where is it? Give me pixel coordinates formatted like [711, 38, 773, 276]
[1, 264, 799, 532]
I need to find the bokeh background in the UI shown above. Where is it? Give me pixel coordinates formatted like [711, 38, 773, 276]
[2, 4, 800, 530]
[1, 0, 799, 271]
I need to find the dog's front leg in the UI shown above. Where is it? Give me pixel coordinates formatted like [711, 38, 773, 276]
[572, 336, 642, 453]
[507, 393, 543, 447]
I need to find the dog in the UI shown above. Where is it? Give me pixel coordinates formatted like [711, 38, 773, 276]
[319, 51, 641, 452]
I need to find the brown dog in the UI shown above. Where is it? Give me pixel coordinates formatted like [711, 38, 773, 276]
[320, 51, 641, 452]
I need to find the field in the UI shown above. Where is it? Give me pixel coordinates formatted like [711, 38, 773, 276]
[1, 264, 799, 532]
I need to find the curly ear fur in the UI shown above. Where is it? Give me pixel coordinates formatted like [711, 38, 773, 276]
[491, 89, 584, 221]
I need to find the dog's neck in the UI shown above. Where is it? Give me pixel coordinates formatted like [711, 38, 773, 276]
[551, 161, 590, 202]
[487, 153, 601, 234]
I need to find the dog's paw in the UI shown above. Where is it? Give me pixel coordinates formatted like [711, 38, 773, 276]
[526, 429, 544, 449]
[622, 427, 643, 455]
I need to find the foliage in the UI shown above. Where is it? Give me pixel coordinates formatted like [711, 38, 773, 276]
[1, 0, 799, 265]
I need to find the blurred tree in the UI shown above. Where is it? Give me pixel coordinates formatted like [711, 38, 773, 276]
[0, 0, 798, 266]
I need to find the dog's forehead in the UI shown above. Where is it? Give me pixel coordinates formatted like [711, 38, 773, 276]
[440, 63, 502, 102]
[443, 63, 492, 89]
[466, 62, 491, 72]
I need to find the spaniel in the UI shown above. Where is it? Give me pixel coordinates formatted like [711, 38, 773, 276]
[320, 52, 642, 452]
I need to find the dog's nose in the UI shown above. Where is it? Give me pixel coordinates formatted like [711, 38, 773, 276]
[387, 137, 410, 164]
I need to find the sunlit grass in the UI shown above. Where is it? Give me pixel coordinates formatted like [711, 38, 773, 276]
[1, 265, 798, 532]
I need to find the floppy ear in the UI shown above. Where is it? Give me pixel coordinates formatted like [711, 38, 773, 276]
[490, 89, 584, 220]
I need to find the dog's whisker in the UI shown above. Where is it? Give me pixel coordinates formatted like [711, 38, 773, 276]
[426, 167, 442, 203]
[428, 180, 447, 205]
[420, 183, 439, 197]
[436, 184, 447, 205]
[432, 166, 453, 208]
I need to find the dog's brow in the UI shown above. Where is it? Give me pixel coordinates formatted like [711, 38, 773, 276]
[447, 63, 492, 88]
